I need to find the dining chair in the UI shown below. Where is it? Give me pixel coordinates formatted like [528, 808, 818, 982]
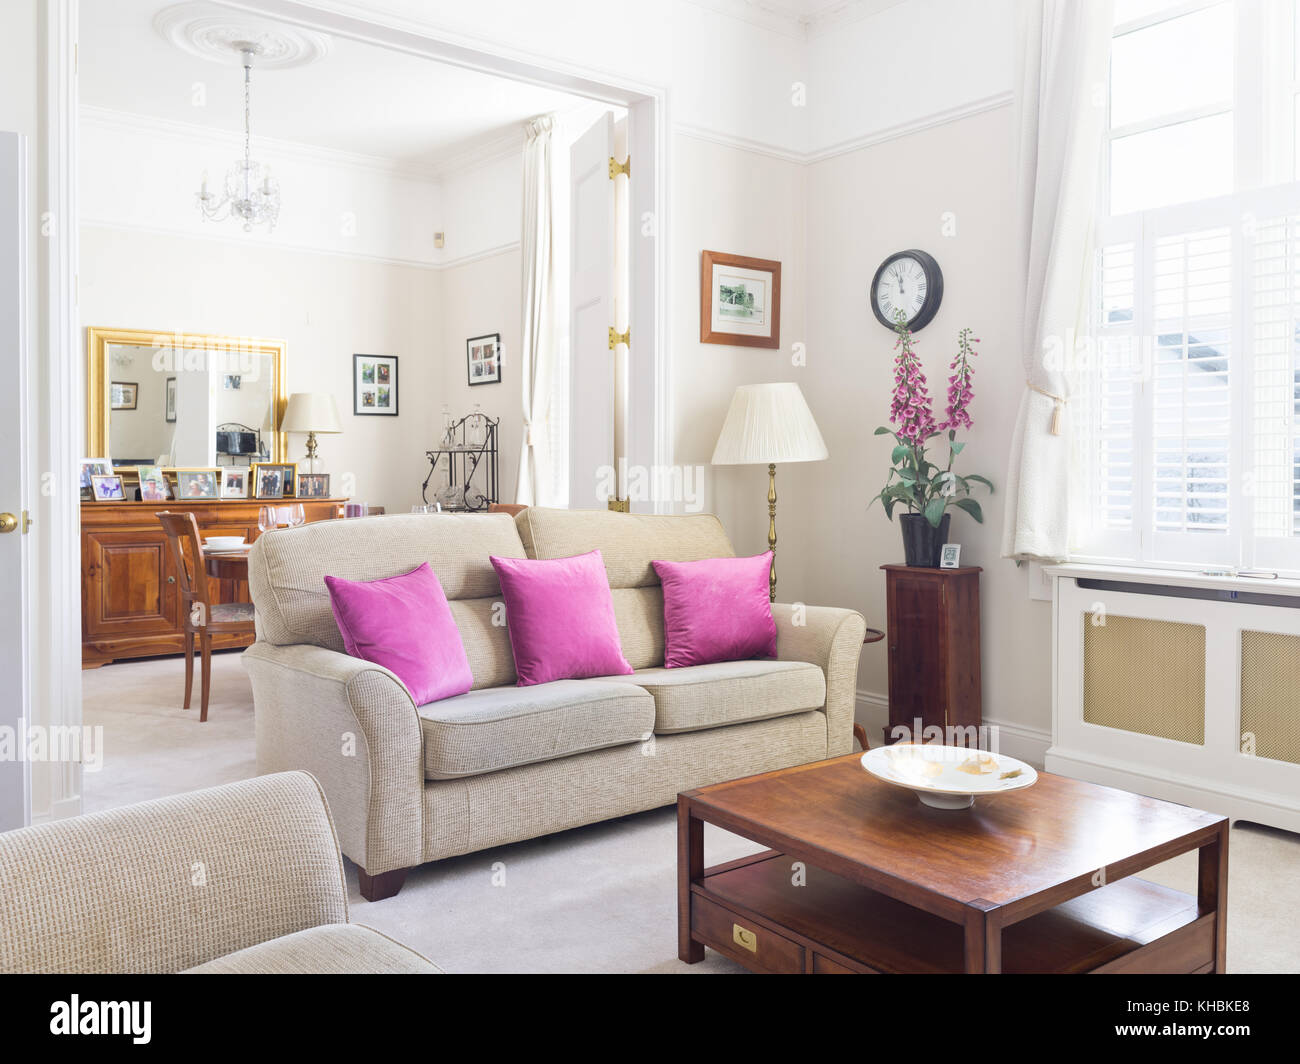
[156, 511, 256, 722]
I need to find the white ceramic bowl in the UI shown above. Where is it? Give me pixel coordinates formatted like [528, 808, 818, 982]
[204, 536, 246, 551]
[860, 743, 1038, 809]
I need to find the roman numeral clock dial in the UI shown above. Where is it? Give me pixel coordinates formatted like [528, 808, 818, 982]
[870, 249, 943, 332]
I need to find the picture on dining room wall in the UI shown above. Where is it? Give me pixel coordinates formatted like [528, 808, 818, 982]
[700, 250, 782, 349]
[467, 334, 502, 386]
[110, 381, 138, 410]
[353, 354, 399, 415]
[164, 376, 176, 423]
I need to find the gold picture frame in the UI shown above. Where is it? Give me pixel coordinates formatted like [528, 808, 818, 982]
[252, 462, 297, 499]
[85, 326, 288, 475]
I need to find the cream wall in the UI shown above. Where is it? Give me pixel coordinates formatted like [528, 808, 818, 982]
[78, 226, 441, 510]
[670, 133, 809, 578]
[436, 247, 523, 506]
[798, 104, 1052, 747]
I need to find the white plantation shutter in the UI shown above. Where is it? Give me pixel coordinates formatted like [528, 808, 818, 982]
[1149, 227, 1233, 543]
[1078, 240, 1139, 552]
[1251, 211, 1300, 568]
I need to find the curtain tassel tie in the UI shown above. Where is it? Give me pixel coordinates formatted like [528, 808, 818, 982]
[1028, 383, 1066, 436]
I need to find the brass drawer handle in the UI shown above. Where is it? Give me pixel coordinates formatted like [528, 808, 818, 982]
[732, 923, 758, 953]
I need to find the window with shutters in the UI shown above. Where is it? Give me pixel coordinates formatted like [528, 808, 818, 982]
[1077, 0, 1300, 573]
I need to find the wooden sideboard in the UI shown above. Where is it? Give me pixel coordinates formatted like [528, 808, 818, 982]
[880, 564, 982, 744]
[81, 498, 345, 668]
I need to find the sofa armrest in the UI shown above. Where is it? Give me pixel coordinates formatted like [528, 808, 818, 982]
[242, 642, 424, 876]
[771, 604, 867, 757]
[0, 771, 347, 973]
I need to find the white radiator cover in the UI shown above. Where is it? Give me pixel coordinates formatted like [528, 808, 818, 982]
[1047, 564, 1300, 833]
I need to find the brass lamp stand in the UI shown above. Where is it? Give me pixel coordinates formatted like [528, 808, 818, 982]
[711, 383, 828, 605]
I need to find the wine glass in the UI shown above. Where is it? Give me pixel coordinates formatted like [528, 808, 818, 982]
[287, 503, 305, 528]
[258, 506, 276, 534]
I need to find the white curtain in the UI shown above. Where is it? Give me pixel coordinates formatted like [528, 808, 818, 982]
[1001, 0, 1113, 562]
[516, 114, 558, 506]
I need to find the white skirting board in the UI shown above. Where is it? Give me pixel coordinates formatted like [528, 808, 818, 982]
[853, 692, 1052, 768]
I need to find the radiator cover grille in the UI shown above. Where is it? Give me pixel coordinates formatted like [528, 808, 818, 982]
[1240, 630, 1300, 766]
[1082, 614, 1206, 744]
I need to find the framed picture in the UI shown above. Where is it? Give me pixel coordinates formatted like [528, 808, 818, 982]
[467, 333, 501, 386]
[222, 375, 242, 390]
[939, 543, 962, 569]
[174, 468, 220, 500]
[137, 465, 169, 502]
[700, 250, 782, 349]
[221, 468, 248, 499]
[296, 472, 330, 499]
[164, 377, 177, 423]
[110, 381, 138, 410]
[79, 458, 113, 499]
[252, 462, 297, 499]
[90, 474, 126, 502]
[353, 354, 398, 416]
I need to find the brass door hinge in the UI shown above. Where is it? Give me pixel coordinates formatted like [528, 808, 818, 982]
[606, 498, 629, 513]
[608, 326, 630, 350]
[608, 155, 630, 179]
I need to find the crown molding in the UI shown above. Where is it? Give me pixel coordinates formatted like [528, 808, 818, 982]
[673, 123, 807, 164]
[79, 104, 532, 184]
[681, 0, 912, 40]
[802, 90, 1013, 163]
[675, 89, 1013, 166]
[79, 216, 521, 272]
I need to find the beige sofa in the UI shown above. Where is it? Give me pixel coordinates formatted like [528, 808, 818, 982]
[0, 772, 438, 973]
[244, 507, 866, 900]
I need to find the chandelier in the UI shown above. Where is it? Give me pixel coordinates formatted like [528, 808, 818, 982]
[196, 43, 280, 232]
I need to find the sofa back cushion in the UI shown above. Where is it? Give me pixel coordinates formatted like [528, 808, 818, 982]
[516, 507, 735, 670]
[249, 513, 525, 662]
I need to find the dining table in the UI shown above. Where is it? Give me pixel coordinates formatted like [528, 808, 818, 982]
[202, 543, 253, 581]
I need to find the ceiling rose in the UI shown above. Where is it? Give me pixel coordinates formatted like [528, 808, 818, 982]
[153, 1, 332, 69]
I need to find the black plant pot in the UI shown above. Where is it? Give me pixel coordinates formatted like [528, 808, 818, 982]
[899, 512, 950, 567]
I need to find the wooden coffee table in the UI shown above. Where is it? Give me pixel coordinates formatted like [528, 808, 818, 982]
[678, 753, 1228, 974]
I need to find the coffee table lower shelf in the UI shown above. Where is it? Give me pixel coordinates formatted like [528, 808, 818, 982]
[689, 851, 1215, 974]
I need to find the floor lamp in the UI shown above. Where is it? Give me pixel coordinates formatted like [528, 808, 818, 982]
[711, 382, 828, 602]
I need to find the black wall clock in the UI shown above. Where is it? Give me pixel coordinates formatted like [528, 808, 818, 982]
[870, 249, 943, 331]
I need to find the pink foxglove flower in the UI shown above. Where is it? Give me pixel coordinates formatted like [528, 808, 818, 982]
[942, 328, 978, 433]
[889, 324, 937, 446]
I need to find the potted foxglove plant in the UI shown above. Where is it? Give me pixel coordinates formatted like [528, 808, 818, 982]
[871, 317, 993, 567]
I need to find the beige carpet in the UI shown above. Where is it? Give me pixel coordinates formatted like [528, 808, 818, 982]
[83, 653, 1300, 973]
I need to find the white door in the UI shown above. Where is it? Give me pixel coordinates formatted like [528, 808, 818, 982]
[0, 132, 30, 830]
[569, 113, 616, 510]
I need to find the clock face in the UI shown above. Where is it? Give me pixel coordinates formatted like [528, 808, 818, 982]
[871, 250, 943, 331]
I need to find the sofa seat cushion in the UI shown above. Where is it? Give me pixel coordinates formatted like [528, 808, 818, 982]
[418, 680, 656, 780]
[611, 659, 826, 734]
[183, 923, 440, 974]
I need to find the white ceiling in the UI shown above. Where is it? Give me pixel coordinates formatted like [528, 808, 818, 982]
[79, 0, 593, 169]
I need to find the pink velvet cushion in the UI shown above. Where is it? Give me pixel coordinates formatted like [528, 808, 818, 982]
[489, 550, 633, 686]
[324, 562, 473, 705]
[652, 552, 777, 668]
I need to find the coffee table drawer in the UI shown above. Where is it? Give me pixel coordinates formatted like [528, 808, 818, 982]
[692, 894, 804, 973]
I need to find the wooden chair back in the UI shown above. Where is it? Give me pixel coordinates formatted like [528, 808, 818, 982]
[156, 511, 210, 612]
[488, 503, 527, 517]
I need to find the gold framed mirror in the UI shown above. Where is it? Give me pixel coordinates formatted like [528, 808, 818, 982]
[86, 327, 287, 475]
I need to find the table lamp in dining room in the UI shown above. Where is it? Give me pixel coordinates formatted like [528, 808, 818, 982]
[711, 382, 828, 602]
[281, 392, 342, 473]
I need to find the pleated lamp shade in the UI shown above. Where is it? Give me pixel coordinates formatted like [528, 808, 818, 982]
[711, 383, 828, 466]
